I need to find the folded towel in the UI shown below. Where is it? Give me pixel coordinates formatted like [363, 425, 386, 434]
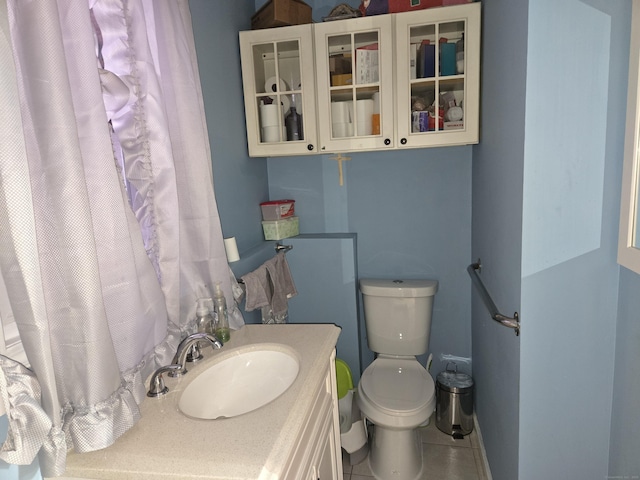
[241, 252, 297, 319]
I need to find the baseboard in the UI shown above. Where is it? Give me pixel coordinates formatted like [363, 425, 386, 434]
[473, 413, 493, 480]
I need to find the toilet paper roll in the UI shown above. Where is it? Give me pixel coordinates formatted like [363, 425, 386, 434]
[332, 122, 354, 138]
[445, 106, 464, 122]
[279, 95, 291, 115]
[224, 237, 240, 263]
[261, 125, 282, 143]
[259, 104, 281, 128]
[331, 101, 352, 123]
[264, 76, 288, 94]
[356, 99, 374, 136]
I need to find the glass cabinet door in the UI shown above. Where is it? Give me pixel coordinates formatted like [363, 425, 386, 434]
[395, 3, 481, 148]
[314, 15, 394, 153]
[240, 25, 317, 157]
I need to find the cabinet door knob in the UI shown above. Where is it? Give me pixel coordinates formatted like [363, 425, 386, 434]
[307, 144, 314, 151]
[400, 138, 407, 145]
[384, 138, 391, 146]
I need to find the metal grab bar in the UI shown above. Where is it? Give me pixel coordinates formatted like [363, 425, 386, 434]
[467, 260, 520, 336]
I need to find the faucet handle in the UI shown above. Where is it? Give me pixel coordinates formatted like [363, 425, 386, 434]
[147, 364, 182, 397]
[186, 343, 203, 363]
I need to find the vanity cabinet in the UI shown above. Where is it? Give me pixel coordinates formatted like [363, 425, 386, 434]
[239, 3, 481, 156]
[284, 351, 342, 480]
[53, 325, 343, 480]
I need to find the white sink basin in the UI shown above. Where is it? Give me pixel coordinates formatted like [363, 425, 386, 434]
[178, 345, 300, 420]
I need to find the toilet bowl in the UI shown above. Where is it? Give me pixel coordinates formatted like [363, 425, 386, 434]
[358, 356, 435, 429]
[358, 356, 435, 480]
[357, 278, 438, 480]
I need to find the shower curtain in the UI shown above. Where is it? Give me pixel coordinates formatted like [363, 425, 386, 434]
[0, 0, 243, 476]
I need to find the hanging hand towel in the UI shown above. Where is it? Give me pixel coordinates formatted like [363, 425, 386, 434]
[264, 252, 297, 317]
[240, 252, 297, 320]
[241, 264, 271, 312]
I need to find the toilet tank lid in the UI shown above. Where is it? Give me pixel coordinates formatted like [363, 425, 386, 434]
[359, 279, 438, 297]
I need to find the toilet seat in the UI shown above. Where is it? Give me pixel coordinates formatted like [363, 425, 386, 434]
[357, 357, 435, 429]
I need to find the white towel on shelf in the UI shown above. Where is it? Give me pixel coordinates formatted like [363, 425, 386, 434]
[241, 252, 297, 322]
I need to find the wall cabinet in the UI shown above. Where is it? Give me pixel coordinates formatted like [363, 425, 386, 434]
[239, 3, 481, 157]
[239, 24, 319, 157]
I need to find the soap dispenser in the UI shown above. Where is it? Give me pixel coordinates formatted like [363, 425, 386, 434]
[213, 282, 230, 343]
[195, 298, 215, 335]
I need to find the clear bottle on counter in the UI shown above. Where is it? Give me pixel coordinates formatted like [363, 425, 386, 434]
[195, 298, 215, 335]
[213, 282, 230, 343]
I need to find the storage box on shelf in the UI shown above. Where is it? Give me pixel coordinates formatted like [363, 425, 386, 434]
[262, 217, 300, 240]
[260, 199, 296, 220]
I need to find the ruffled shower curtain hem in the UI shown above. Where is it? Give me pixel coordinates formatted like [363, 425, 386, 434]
[0, 321, 182, 477]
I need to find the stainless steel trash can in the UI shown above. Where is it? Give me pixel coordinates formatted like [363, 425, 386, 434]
[435, 363, 474, 439]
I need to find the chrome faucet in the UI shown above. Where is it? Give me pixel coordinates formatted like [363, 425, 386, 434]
[146, 332, 223, 397]
[169, 332, 223, 377]
[147, 364, 183, 397]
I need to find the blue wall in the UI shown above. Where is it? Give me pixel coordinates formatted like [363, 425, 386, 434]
[190, 0, 268, 254]
[610, 268, 640, 477]
[267, 149, 473, 374]
[519, 1, 627, 479]
[473, 0, 634, 479]
[471, 0, 527, 477]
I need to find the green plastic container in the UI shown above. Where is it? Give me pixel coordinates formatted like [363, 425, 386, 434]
[335, 358, 353, 400]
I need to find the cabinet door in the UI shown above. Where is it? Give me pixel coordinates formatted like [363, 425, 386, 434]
[306, 419, 340, 480]
[316, 413, 341, 480]
[395, 3, 481, 148]
[239, 24, 318, 157]
[314, 15, 394, 153]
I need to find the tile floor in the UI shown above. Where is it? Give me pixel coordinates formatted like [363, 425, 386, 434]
[342, 415, 490, 480]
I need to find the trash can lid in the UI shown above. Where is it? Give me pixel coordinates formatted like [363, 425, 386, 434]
[436, 370, 474, 394]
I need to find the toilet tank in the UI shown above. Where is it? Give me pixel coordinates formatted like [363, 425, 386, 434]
[360, 278, 438, 356]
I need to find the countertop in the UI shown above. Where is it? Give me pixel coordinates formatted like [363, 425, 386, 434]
[59, 324, 341, 480]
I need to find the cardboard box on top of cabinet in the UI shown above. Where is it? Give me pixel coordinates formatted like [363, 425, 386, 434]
[359, 0, 473, 16]
[252, 0, 312, 29]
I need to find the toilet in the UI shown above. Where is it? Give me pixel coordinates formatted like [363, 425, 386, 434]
[357, 278, 439, 480]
